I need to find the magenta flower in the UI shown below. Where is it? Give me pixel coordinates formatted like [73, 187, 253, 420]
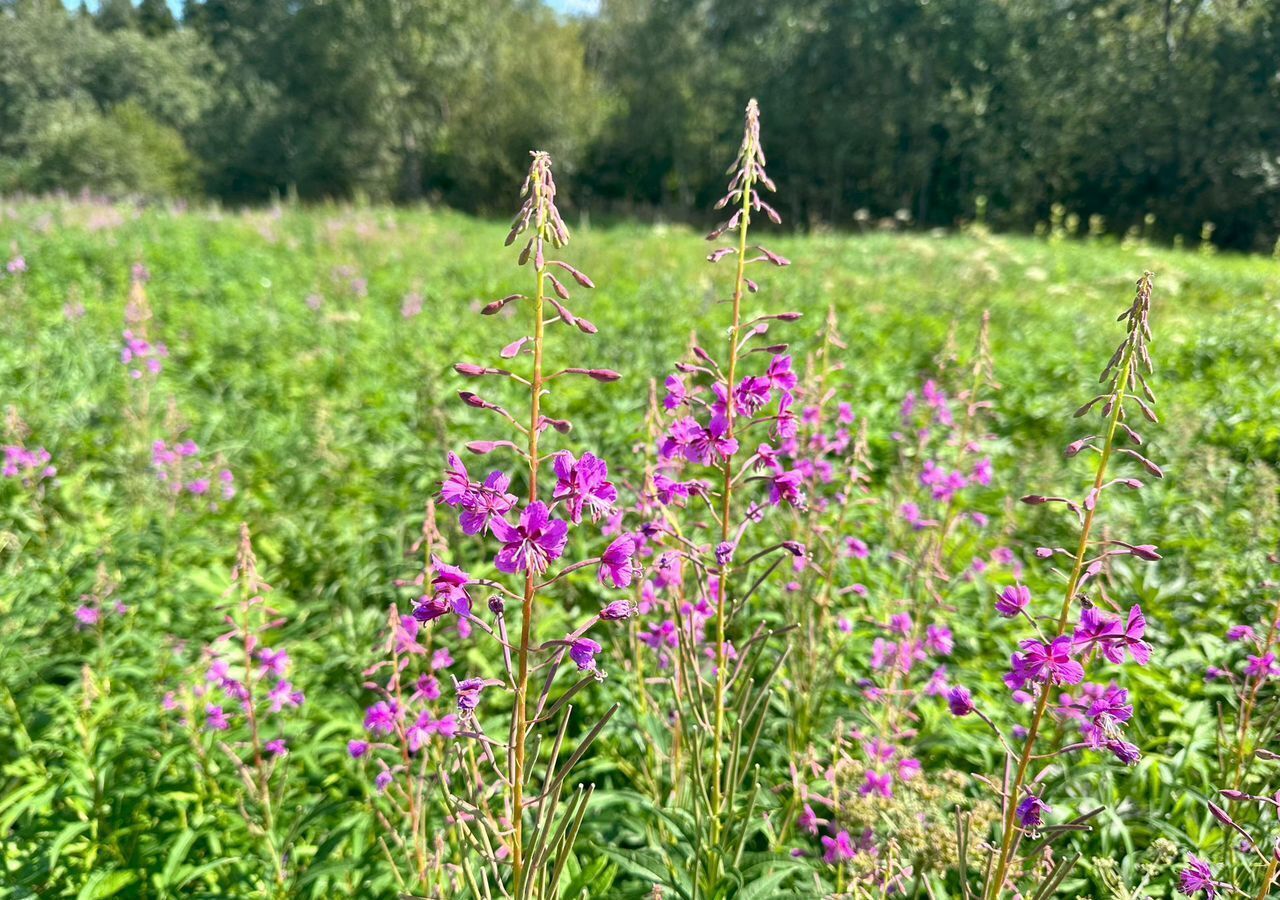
[430, 556, 473, 615]
[439, 452, 474, 507]
[364, 701, 398, 734]
[268, 680, 304, 712]
[995, 584, 1030, 618]
[925, 624, 954, 656]
[688, 414, 739, 465]
[1012, 636, 1083, 687]
[1245, 653, 1280, 679]
[1074, 605, 1151, 665]
[1178, 854, 1224, 897]
[1226, 625, 1256, 642]
[948, 686, 975, 716]
[552, 451, 617, 523]
[820, 829, 856, 864]
[492, 502, 568, 574]
[257, 647, 290, 678]
[265, 739, 287, 756]
[663, 374, 686, 410]
[74, 606, 100, 627]
[734, 376, 772, 416]
[348, 740, 369, 758]
[461, 471, 517, 535]
[600, 599, 635, 620]
[455, 678, 488, 711]
[766, 354, 797, 397]
[1015, 794, 1049, 829]
[598, 535, 640, 589]
[205, 705, 229, 731]
[797, 803, 824, 835]
[569, 638, 602, 671]
[768, 470, 805, 507]
[859, 770, 892, 798]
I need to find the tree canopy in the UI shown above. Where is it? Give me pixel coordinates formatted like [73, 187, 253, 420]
[1, 0, 1276, 248]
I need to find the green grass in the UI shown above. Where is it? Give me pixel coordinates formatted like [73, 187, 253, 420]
[1, 199, 1278, 896]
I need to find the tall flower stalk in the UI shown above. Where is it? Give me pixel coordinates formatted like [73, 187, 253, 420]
[423, 150, 632, 898]
[976, 273, 1162, 897]
[624, 99, 801, 895]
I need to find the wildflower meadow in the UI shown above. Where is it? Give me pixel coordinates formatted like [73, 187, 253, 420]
[3, 102, 1280, 899]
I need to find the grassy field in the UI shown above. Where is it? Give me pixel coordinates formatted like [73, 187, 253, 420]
[1, 199, 1279, 897]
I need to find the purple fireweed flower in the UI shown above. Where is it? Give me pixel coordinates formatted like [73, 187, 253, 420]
[996, 584, 1031, 618]
[797, 803, 825, 835]
[258, 647, 290, 678]
[598, 535, 641, 588]
[375, 770, 394, 792]
[460, 471, 517, 535]
[821, 829, 856, 864]
[688, 414, 739, 465]
[972, 456, 994, 486]
[1246, 653, 1280, 679]
[364, 701, 399, 734]
[414, 674, 441, 702]
[7, 255, 27, 274]
[431, 649, 453, 670]
[552, 451, 617, 523]
[348, 739, 369, 758]
[860, 770, 893, 798]
[266, 738, 287, 756]
[1227, 625, 1256, 642]
[206, 705, 229, 731]
[600, 599, 636, 620]
[768, 469, 805, 507]
[569, 638, 602, 671]
[652, 473, 698, 506]
[1015, 794, 1049, 829]
[948, 686, 975, 716]
[492, 502, 568, 574]
[766, 354, 797, 397]
[734, 376, 772, 416]
[845, 537, 869, 559]
[926, 625, 954, 656]
[1073, 605, 1151, 665]
[889, 613, 913, 636]
[430, 556, 472, 615]
[663, 374, 686, 410]
[1106, 738, 1141, 765]
[74, 606, 100, 627]
[1178, 854, 1223, 898]
[1011, 636, 1083, 687]
[456, 678, 488, 711]
[268, 680, 304, 712]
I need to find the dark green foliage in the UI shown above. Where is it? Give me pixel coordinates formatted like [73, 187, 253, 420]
[3, 1, 1279, 247]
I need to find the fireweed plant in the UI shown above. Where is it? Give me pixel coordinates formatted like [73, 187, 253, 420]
[417, 150, 630, 898]
[1174, 551, 1280, 898]
[352, 502, 467, 893]
[786, 321, 1014, 893]
[611, 99, 807, 894]
[961, 273, 1163, 898]
[163, 525, 305, 892]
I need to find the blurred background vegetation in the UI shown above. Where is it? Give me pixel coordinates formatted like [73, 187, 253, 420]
[1, 0, 1278, 249]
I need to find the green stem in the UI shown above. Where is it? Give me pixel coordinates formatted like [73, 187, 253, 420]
[985, 353, 1131, 899]
[511, 172, 548, 899]
[709, 157, 755, 868]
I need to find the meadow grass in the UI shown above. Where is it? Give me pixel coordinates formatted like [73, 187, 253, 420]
[1, 199, 1278, 896]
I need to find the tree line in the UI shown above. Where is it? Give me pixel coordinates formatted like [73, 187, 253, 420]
[2, 0, 1277, 249]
